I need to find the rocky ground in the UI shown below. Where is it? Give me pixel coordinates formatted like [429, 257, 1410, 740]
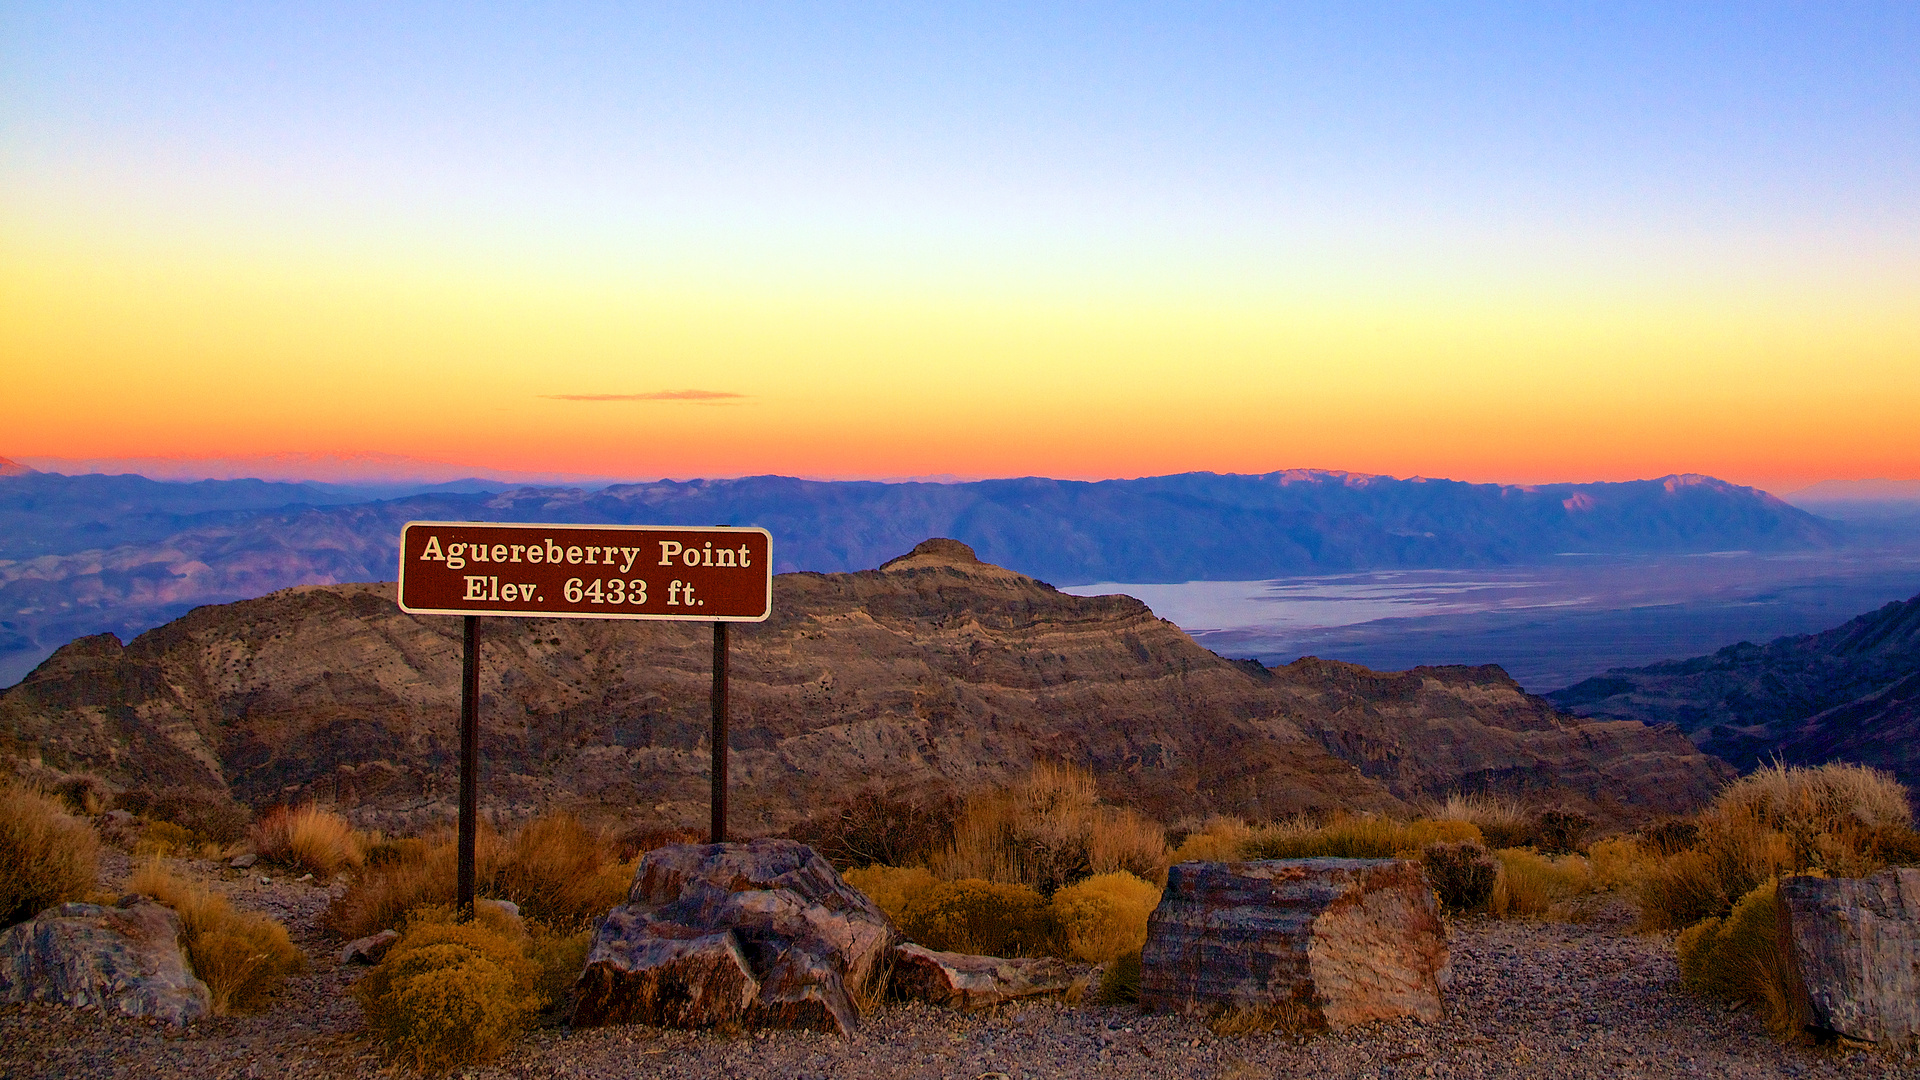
[1, 855, 1914, 1080]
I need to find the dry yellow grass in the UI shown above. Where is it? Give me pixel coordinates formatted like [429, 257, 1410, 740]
[324, 812, 632, 940]
[896, 877, 1060, 957]
[0, 782, 98, 926]
[250, 804, 366, 876]
[1240, 815, 1482, 861]
[1168, 817, 1255, 863]
[129, 860, 304, 1014]
[1424, 792, 1534, 848]
[1676, 878, 1808, 1038]
[930, 763, 1169, 894]
[1487, 848, 1593, 918]
[843, 865, 939, 925]
[355, 905, 544, 1071]
[1049, 871, 1161, 963]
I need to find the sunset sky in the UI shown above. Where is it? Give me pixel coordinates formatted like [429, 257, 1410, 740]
[5, 4, 1917, 492]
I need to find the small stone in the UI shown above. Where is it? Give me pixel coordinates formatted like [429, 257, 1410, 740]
[337, 930, 401, 966]
[889, 945, 1087, 1011]
[229, 853, 258, 869]
[295, 874, 314, 884]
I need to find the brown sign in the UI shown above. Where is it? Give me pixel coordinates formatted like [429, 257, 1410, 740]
[396, 521, 772, 621]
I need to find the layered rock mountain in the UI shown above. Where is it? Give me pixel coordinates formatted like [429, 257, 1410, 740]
[1, 540, 1731, 834]
[1550, 593, 1920, 792]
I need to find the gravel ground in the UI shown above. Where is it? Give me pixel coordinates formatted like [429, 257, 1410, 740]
[3, 858, 1915, 1080]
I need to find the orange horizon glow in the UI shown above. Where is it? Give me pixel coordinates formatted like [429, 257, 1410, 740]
[6, 209, 1917, 498]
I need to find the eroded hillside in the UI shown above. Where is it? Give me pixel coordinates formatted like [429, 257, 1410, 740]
[1, 540, 1730, 833]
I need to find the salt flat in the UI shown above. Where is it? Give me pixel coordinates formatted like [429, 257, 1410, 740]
[1065, 544, 1920, 692]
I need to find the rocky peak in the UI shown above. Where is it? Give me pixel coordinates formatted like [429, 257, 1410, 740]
[0, 541, 1732, 832]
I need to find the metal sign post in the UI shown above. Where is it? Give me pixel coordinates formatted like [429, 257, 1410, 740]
[710, 622, 729, 844]
[398, 522, 773, 920]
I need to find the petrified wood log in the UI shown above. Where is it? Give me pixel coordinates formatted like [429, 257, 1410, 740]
[1779, 867, 1920, 1047]
[1139, 858, 1448, 1031]
[0, 900, 210, 1025]
[572, 839, 901, 1036]
[889, 943, 1087, 1010]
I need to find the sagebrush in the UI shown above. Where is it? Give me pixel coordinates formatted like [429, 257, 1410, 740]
[325, 812, 633, 939]
[129, 860, 305, 1014]
[0, 782, 99, 926]
[251, 804, 365, 876]
[355, 904, 544, 1072]
[931, 763, 1169, 894]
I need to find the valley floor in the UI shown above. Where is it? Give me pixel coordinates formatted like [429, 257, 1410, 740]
[2, 856, 1914, 1080]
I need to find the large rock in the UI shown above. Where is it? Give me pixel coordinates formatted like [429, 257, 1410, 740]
[572, 839, 901, 1036]
[1139, 858, 1448, 1031]
[0, 899, 211, 1025]
[1780, 867, 1920, 1047]
[889, 944, 1088, 1011]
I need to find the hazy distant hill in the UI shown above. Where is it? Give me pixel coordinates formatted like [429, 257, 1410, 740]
[1549, 593, 1920, 793]
[0, 467, 1841, 685]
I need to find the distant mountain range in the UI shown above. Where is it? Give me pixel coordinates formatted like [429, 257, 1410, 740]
[0, 464, 1845, 686]
[1549, 592, 1920, 795]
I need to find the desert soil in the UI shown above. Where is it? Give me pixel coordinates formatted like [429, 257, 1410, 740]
[2, 853, 1915, 1080]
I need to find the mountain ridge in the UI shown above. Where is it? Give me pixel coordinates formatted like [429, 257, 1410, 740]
[1549, 592, 1920, 793]
[0, 468, 1842, 685]
[0, 540, 1731, 834]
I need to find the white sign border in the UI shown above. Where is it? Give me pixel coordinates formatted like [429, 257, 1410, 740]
[396, 520, 774, 623]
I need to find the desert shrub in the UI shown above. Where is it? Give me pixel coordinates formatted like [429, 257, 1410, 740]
[787, 790, 959, 870]
[120, 786, 250, 844]
[367, 836, 430, 867]
[528, 927, 592, 1013]
[355, 908, 543, 1072]
[1675, 878, 1806, 1037]
[129, 860, 304, 1014]
[1587, 837, 1652, 891]
[0, 782, 99, 926]
[1167, 817, 1254, 864]
[1636, 818, 1702, 856]
[610, 825, 705, 862]
[496, 812, 634, 931]
[1859, 823, 1920, 867]
[1488, 849, 1593, 918]
[1095, 950, 1142, 1005]
[324, 823, 504, 940]
[1421, 841, 1498, 912]
[1049, 872, 1161, 963]
[1718, 761, 1911, 835]
[1533, 809, 1595, 855]
[50, 774, 112, 816]
[1242, 816, 1482, 861]
[896, 878, 1059, 957]
[325, 812, 632, 941]
[135, 820, 201, 858]
[1426, 792, 1534, 849]
[931, 763, 1169, 895]
[251, 804, 365, 876]
[1637, 849, 1733, 931]
[843, 865, 939, 925]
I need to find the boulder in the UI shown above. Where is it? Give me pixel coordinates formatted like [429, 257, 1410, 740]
[337, 929, 401, 965]
[1139, 858, 1448, 1031]
[890, 944, 1088, 1010]
[572, 839, 901, 1036]
[1779, 867, 1920, 1047]
[0, 899, 211, 1025]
